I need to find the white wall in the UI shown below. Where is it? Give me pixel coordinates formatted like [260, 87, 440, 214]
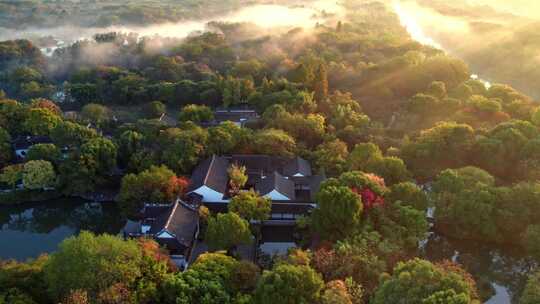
[156, 231, 175, 239]
[192, 185, 229, 203]
[15, 149, 28, 158]
[265, 190, 291, 201]
[141, 225, 151, 234]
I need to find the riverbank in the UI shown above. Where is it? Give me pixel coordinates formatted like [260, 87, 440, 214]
[0, 189, 63, 205]
[0, 189, 118, 205]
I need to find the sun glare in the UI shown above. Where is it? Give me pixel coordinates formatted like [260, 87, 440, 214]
[393, 2, 442, 50]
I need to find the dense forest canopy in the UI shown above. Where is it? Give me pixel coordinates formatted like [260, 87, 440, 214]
[1, 0, 540, 303]
[0, 0, 254, 29]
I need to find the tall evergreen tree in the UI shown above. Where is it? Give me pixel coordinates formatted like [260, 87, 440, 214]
[314, 63, 329, 103]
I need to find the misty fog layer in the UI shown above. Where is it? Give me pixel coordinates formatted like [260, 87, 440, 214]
[0, 1, 342, 44]
[393, 0, 540, 99]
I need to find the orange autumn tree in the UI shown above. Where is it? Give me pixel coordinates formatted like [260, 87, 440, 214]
[165, 175, 190, 200]
[30, 98, 62, 115]
[118, 165, 190, 215]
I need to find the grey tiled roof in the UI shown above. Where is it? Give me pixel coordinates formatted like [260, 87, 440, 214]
[161, 202, 199, 248]
[283, 157, 312, 177]
[188, 155, 229, 194]
[256, 172, 295, 200]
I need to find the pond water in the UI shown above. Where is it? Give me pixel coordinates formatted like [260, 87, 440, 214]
[0, 201, 534, 303]
[423, 232, 535, 304]
[0, 199, 126, 261]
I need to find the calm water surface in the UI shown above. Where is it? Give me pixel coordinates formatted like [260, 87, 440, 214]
[423, 233, 536, 304]
[0, 198, 126, 261]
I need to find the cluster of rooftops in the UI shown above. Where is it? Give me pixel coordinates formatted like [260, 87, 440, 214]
[125, 154, 325, 268]
[188, 154, 325, 204]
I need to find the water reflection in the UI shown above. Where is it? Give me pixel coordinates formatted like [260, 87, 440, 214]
[424, 233, 536, 304]
[0, 199, 126, 261]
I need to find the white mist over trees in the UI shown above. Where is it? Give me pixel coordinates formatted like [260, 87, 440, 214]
[389, 0, 540, 99]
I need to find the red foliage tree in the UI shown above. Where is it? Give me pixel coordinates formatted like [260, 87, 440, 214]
[357, 188, 384, 209]
[355, 173, 385, 209]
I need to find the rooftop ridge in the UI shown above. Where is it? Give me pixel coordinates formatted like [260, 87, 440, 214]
[202, 155, 217, 187]
[163, 201, 180, 234]
[273, 171, 282, 181]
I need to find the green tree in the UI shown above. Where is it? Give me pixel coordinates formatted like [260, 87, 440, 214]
[520, 271, 540, 304]
[531, 107, 540, 127]
[50, 121, 97, 148]
[22, 160, 56, 190]
[163, 252, 238, 304]
[315, 139, 349, 176]
[43, 232, 143, 301]
[178, 104, 214, 123]
[0, 288, 38, 304]
[144, 101, 166, 119]
[159, 126, 207, 174]
[0, 164, 23, 189]
[58, 155, 98, 195]
[0, 99, 27, 135]
[221, 76, 255, 107]
[253, 129, 296, 158]
[254, 264, 324, 304]
[0, 255, 50, 303]
[431, 167, 498, 241]
[80, 137, 117, 175]
[321, 280, 354, 304]
[117, 165, 178, 215]
[407, 93, 440, 116]
[312, 185, 363, 241]
[26, 143, 61, 163]
[207, 122, 247, 155]
[313, 63, 329, 102]
[81, 103, 110, 129]
[348, 143, 383, 171]
[227, 164, 248, 195]
[373, 259, 479, 304]
[402, 122, 475, 179]
[426, 81, 447, 99]
[0, 127, 11, 167]
[365, 157, 411, 186]
[59, 137, 117, 195]
[524, 225, 540, 261]
[117, 130, 144, 168]
[228, 189, 271, 222]
[23, 108, 61, 136]
[205, 212, 252, 252]
[230, 261, 260, 294]
[377, 201, 428, 249]
[386, 182, 428, 211]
